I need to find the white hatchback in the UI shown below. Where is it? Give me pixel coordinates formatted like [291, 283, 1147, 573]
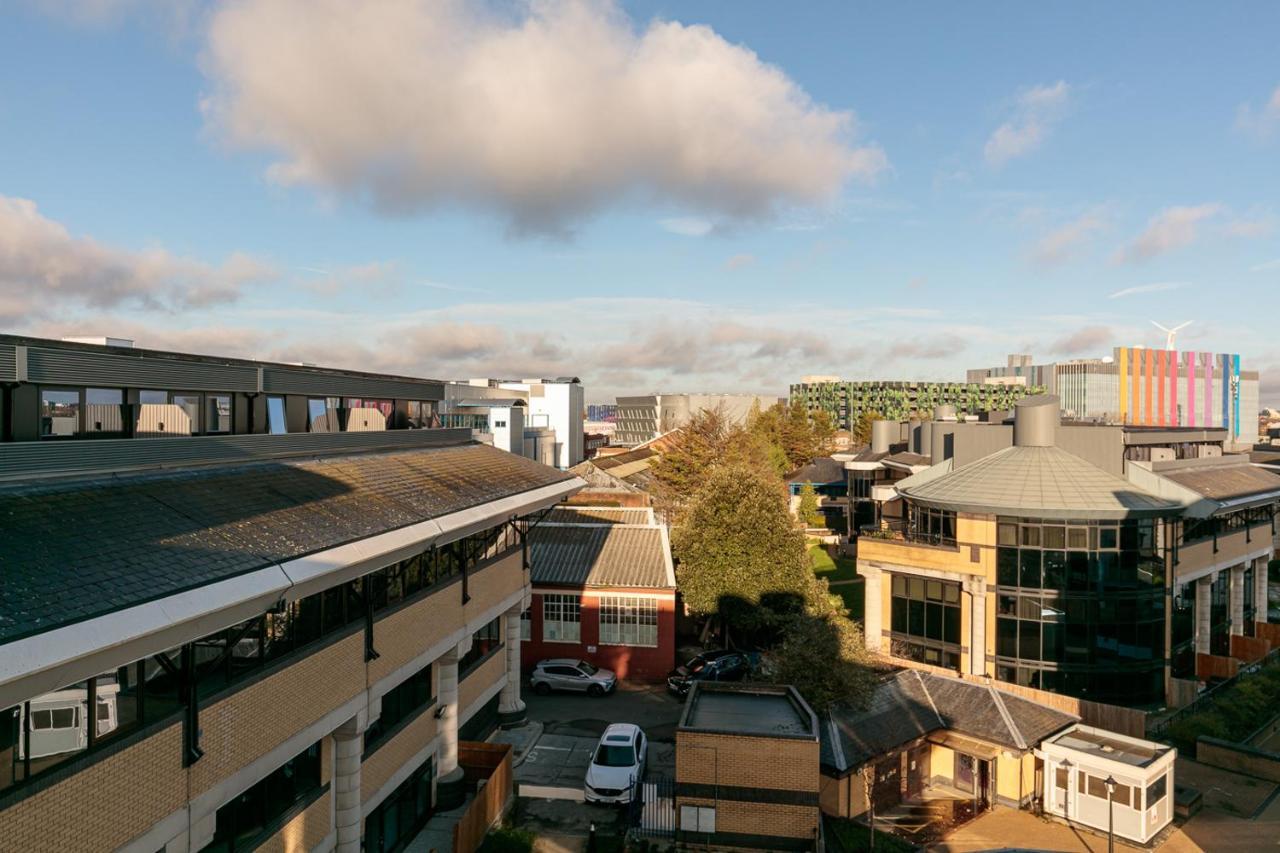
[583, 723, 647, 804]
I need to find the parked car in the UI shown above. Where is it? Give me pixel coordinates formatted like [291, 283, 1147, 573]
[666, 649, 754, 698]
[584, 723, 647, 804]
[529, 658, 617, 697]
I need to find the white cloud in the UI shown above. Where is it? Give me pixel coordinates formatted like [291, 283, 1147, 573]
[1235, 83, 1280, 138]
[1113, 204, 1222, 263]
[0, 194, 273, 319]
[984, 81, 1069, 167]
[724, 253, 755, 271]
[659, 217, 714, 237]
[1222, 214, 1275, 238]
[1250, 258, 1280, 273]
[1029, 209, 1107, 266]
[1108, 281, 1186, 300]
[201, 0, 886, 236]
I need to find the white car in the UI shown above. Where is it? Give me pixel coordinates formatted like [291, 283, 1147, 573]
[583, 723, 647, 804]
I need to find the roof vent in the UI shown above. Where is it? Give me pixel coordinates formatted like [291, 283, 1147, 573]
[871, 420, 894, 454]
[1013, 395, 1060, 447]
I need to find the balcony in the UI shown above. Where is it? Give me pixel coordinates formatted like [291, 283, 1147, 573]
[859, 520, 956, 549]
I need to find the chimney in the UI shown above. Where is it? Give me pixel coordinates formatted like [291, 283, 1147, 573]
[871, 419, 894, 454]
[1013, 395, 1060, 447]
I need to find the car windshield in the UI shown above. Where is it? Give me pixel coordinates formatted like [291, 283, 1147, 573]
[594, 744, 636, 767]
[687, 657, 709, 673]
[578, 661, 598, 675]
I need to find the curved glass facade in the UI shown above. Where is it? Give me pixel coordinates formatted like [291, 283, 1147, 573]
[993, 516, 1169, 707]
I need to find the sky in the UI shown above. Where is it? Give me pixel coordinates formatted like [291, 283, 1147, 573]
[1, 1, 1278, 405]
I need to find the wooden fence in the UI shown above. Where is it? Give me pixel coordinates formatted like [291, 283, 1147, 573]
[875, 656, 1147, 738]
[452, 741, 513, 853]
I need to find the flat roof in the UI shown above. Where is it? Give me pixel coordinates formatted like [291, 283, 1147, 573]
[680, 683, 817, 740]
[1047, 726, 1171, 769]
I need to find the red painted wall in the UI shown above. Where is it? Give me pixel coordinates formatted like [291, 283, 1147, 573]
[521, 589, 677, 682]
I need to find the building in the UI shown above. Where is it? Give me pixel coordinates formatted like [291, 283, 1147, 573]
[676, 683, 820, 851]
[586, 404, 618, 422]
[0, 334, 584, 852]
[968, 349, 1262, 443]
[614, 393, 774, 447]
[790, 378, 1040, 431]
[444, 377, 585, 470]
[523, 507, 676, 681]
[854, 395, 1280, 709]
[786, 457, 848, 531]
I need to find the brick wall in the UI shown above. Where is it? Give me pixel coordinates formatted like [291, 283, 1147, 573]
[522, 590, 676, 682]
[459, 644, 507, 713]
[463, 552, 524, 623]
[0, 722, 187, 853]
[1197, 737, 1280, 783]
[256, 787, 332, 853]
[677, 795, 818, 839]
[361, 709, 438, 803]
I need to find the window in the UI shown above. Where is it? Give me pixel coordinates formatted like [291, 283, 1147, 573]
[680, 805, 716, 833]
[599, 596, 658, 647]
[520, 609, 531, 641]
[543, 595, 581, 642]
[172, 393, 201, 433]
[40, 388, 80, 438]
[460, 619, 502, 676]
[31, 707, 77, 730]
[1055, 767, 1069, 791]
[207, 395, 232, 433]
[364, 756, 434, 853]
[201, 742, 322, 852]
[406, 400, 436, 429]
[266, 396, 287, 434]
[345, 398, 393, 431]
[307, 397, 340, 432]
[365, 664, 433, 755]
[1146, 775, 1167, 807]
[889, 573, 962, 669]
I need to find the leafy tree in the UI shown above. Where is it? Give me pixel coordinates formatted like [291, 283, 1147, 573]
[650, 406, 776, 525]
[747, 401, 835, 471]
[770, 606, 877, 711]
[851, 410, 884, 447]
[797, 482, 822, 527]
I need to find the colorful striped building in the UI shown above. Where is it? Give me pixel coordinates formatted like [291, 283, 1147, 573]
[1115, 347, 1254, 439]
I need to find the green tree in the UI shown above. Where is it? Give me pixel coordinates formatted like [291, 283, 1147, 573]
[770, 610, 877, 712]
[747, 401, 835, 471]
[797, 482, 822, 527]
[650, 406, 776, 525]
[851, 410, 884, 447]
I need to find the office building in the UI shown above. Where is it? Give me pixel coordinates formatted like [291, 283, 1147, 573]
[0, 334, 584, 852]
[854, 395, 1280, 708]
[790, 378, 1041, 431]
[443, 377, 586, 470]
[613, 393, 774, 447]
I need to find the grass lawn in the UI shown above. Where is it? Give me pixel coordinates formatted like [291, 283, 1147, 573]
[835, 581, 864, 617]
[809, 544, 859, 583]
[826, 818, 916, 853]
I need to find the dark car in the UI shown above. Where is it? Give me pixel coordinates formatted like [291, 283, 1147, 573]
[666, 650, 754, 698]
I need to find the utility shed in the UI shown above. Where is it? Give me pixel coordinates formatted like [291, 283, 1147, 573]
[1039, 724, 1176, 844]
[676, 683, 820, 851]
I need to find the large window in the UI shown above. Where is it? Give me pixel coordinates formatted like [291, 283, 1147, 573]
[365, 664, 433, 755]
[599, 596, 658, 647]
[364, 757, 434, 853]
[543, 595, 581, 642]
[266, 396, 288, 434]
[345, 398, 393, 431]
[460, 619, 502, 677]
[520, 609, 531, 641]
[39, 387, 81, 438]
[207, 394, 232, 433]
[307, 397, 340, 433]
[889, 574, 961, 671]
[406, 401, 436, 429]
[908, 505, 956, 546]
[201, 742, 323, 852]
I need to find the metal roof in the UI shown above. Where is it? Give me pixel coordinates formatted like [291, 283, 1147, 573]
[899, 445, 1179, 520]
[681, 683, 817, 739]
[1160, 463, 1280, 504]
[529, 525, 673, 589]
[542, 507, 654, 525]
[0, 441, 576, 644]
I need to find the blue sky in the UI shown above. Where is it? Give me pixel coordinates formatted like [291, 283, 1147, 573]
[2, 1, 1278, 403]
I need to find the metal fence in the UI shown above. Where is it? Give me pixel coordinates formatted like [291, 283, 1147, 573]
[627, 775, 676, 839]
[1149, 645, 1280, 743]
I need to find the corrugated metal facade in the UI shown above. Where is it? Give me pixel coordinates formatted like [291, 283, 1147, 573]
[25, 347, 260, 391]
[0, 344, 15, 382]
[262, 367, 442, 400]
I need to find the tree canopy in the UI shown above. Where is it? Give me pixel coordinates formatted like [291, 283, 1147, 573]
[851, 410, 884, 446]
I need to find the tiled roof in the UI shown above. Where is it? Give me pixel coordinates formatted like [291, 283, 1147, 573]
[593, 448, 660, 471]
[543, 507, 653, 525]
[787, 457, 845, 484]
[884, 451, 930, 467]
[0, 442, 574, 644]
[1161, 463, 1280, 504]
[900, 445, 1179, 519]
[529, 525, 673, 589]
[822, 671, 1078, 774]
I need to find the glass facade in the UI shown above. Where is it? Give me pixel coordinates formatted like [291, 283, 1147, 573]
[994, 516, 1168, 706]
[889, 574, 962, 671]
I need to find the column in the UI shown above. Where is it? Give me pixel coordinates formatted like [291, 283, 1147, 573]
[498, 602, 527, 729]
[1195, 575, 1212, 655]
[1257, 557, 1271, 625]
[436, 635, 471, 810]
[861, 565, 882, 654]
[968, 580, 987, 677]
[332, 715, 365, 853]
[1230, 564, 1246, 636]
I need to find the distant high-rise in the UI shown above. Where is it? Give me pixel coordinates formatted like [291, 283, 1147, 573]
[789, 378, 1041, 430]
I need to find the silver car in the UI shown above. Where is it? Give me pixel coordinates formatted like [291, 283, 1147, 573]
[530, 659, 617, 697]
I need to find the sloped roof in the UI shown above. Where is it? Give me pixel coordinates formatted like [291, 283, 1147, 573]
[822, 670, 1078, 775]
[529, 525, 674, 589]
[884, 451, 930, 468]
[543, 507, 653, 525]
[899, 445, 1179, 520]
[1161, 463, 1280, 504]
[787, 457, 845, 485]
[594, 447, 660, 471]
[0, 442, 577, 644]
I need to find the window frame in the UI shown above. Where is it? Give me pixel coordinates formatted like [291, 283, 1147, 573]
[598, 595, 659, 648]
[542, 594, 582, 643]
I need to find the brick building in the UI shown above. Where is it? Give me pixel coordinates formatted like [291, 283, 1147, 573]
[0, 335, 583, 853]
[523, 507, 677, 682]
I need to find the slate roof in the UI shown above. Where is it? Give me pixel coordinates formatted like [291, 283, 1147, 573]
[899, 445, 1179, 520]
[529, 525, 673, 589]
[884, 451, 930, 468]
[593, 448, 660, 471]
[1161, 463, 1280, 504]
[822, 670, 1078, 775]
[787, 457, 845, 485]
[0, 441, 574, 645]
[542, 507, 653, 525]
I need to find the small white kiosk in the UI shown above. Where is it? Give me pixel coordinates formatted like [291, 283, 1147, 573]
[1039, 724, 1176, 845]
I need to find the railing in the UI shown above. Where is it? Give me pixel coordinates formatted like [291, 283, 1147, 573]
[858, 520, 957, 548]
[626, 774, 675, 839]
[1149, 646, 1280, 743]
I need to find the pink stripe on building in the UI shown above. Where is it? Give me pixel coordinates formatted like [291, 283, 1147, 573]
[1186, 352, 1195, 426]
[1170, 349, 1179, 425]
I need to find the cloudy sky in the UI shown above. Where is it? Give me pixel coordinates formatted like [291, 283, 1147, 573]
[2, 1, 1278, 403]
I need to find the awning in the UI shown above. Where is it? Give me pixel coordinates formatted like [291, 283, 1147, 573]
[927, 730, 1005, 760]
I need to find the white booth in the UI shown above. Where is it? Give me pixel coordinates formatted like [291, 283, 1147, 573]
[1039, 724, 1176, 845]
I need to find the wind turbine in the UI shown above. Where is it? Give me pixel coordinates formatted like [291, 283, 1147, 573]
[1151, 320, 1191, 351]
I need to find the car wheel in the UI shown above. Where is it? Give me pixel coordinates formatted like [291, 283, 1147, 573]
[534, 682, 552, 696]
[587, 684, 605, 697]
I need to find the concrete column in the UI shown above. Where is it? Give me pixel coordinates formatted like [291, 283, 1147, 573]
[969, 580, 987, 677]
[1195, 575, 1212, 655]
[1257, 557, 1270, 625]
[497, 604, 527, 728]
[1230, 564, 1246, 636]
[332, 715, 365, 853]
[436, 634, 472, 810]
[860, 565, 882, 654]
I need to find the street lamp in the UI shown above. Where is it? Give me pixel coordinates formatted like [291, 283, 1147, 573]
[1105, 775, 1117, 853]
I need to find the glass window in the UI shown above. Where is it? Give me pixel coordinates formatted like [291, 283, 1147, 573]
[364, 756, 434, 853]
[1055, 767, 1069, 791]
[542, 595, 581, 642]
[1146, 775, 1167, 807]
[307, 397, 340, 433]
[202, 742, 322, 852]
[172, 393, 201, 433]
[520, 609, 531, 641]
[599, 596, 659, 647]
[266, 396, 287, 434]
[139, 389, 168, 404]
[460, 619, 502, 676]
[40, 388, 81, 438]
[207, 395, 232, 433]
[365, 664, 433, 754]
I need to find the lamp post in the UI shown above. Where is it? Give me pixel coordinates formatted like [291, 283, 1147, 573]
[1105, 775, 1117, 853]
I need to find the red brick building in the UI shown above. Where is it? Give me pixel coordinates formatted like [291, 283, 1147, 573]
[523, 507, 677, 682]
